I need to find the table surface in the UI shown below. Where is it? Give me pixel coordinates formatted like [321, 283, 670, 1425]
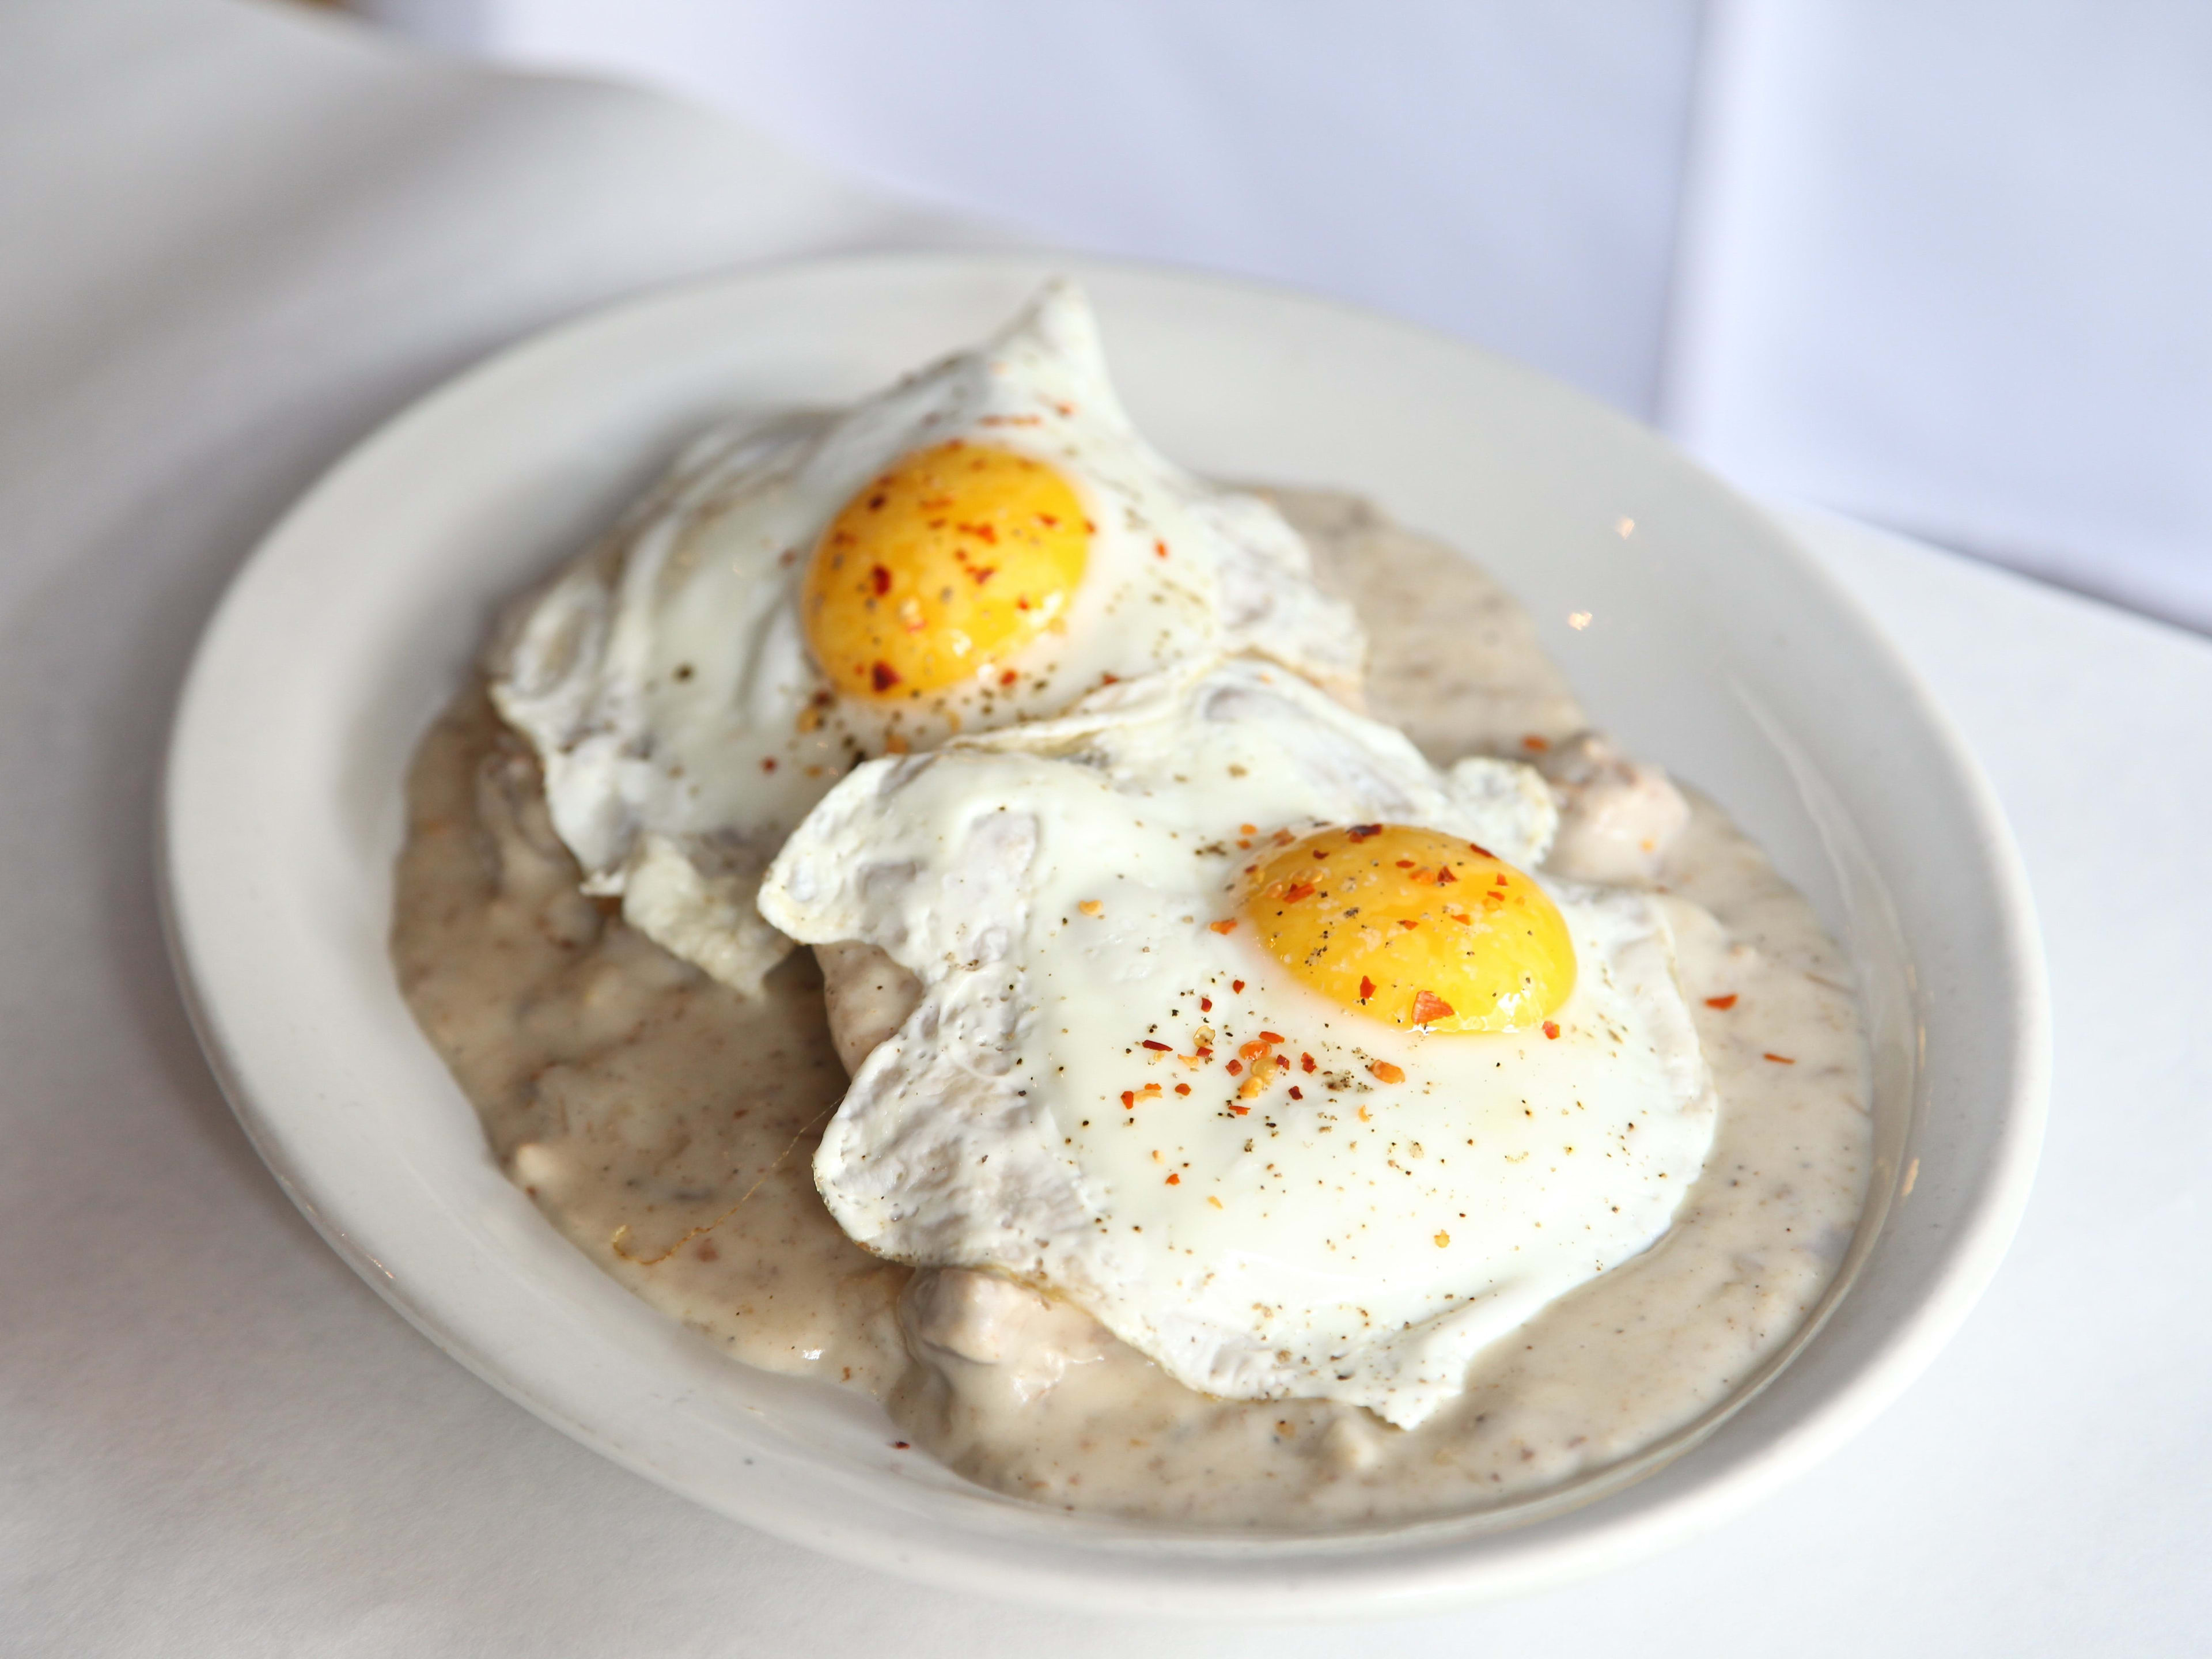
[5, 4, 2207, 1654]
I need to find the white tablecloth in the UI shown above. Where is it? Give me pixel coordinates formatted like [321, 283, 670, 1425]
[5, 5, 2207, 1653]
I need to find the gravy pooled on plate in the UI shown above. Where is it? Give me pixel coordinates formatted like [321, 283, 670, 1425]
[393, 485, 1869, 1528]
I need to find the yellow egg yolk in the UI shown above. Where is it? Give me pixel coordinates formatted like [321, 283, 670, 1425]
[802, 441, 1089, 698]
[1244, 824, 1575, 1033]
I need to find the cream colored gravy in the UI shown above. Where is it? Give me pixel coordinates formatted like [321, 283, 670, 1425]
[393, 488, 1869, 1528]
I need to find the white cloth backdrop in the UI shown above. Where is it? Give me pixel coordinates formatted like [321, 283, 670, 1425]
[359, 0, 1709, 422]
[362, 0, 2212, 630]
[5, 3, 2211, 1654]
[1669, 0, 2212, 631]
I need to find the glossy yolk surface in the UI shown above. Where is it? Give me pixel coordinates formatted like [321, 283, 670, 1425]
[802, 441, 1089, 698]
[1244, 824, 1575, 1033]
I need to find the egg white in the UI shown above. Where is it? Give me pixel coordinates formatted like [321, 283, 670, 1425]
[760, 661, 1715, 1427]
[486, 283, 1364, 991]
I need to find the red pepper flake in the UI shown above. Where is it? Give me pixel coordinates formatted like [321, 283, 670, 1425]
[1281, 881, 1316, 903]
[1522, 734, 1550, 752]
[870, 661, 901, 692]
[1165, 1172, 1180, 1185]
[1312, 848, 1331, 859]
[1099, 673, 1119, 686]
[1154, 539, 1169, 559]
[1542, 1020, 1561, 1040]
[868, 563, 892, 595]
[1412, 990, 1456, 1025]
[1199, 997, 1213, 1012]
[1301, 1053, 1316, 1073]
[1228, 1103, 1251, 1116]
[1141, 1039, 1171, 1051]
[968, 565, 997, 585]
[1467, 842, 1494, 858]
[1706, 994, 1738, 1010]
[1288, 1086, 1303, 1100]
[1258, 1031, 1285, 1044]
[1225, 1059, 1244, 1076]
[1120, 1090, 1137, 1108]
[1395, 859, 1415, 868]
[760, 757, 778, 772]
[1208, 919, 1238, 935]
[1399, 918, 1419, 930]
[957, 521, 999, 544]
[1232, 980, 1245, 993]
[1435, 863, 1458, 885]
[1764, 1052, 1797, 1065]
[892, 1440, 910, 1449]
[1346, 824, 1383, 841]
[1358, 976, 1376, 1002]
[1369, 1060, 1406, 1084]
[1037, 513, 1059, 527]
[1173, 1083, 1191, 1096]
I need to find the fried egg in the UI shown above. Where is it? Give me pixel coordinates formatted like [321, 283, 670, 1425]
[486, 283, 1364, 991]
[759, 661, 1715, 1426]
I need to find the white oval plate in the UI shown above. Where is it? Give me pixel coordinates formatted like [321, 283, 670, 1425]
[161, 253, 2047, 1617]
